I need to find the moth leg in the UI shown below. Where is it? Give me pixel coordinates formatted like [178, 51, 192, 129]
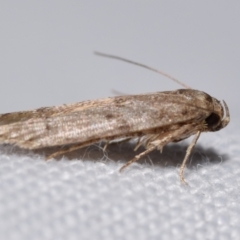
[46, 140, 99, 160]
[134, 137, 143, 151]
[179, 131, 201, 184]
[119, 145, 157, 172]
[103, 141, 109, 151]
[104, 137, 133, 151]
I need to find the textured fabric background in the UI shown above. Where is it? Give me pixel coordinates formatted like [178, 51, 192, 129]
[0, 120, 239, 240]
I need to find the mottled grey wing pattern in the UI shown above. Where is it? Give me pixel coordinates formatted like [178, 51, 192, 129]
[0, 89, 212, 149]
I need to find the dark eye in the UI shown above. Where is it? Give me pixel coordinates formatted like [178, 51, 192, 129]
[205, 113, 220, 128]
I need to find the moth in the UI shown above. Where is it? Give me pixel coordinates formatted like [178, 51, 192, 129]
[0, 52, 230, 183]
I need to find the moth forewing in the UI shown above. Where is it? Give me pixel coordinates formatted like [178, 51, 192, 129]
[0, 90, 222, 148]
[0, 53, 230, 184]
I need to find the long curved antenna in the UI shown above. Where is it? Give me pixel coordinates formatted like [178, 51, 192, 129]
[94, 51, 190, 89]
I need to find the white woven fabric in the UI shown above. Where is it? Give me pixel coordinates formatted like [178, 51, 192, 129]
[0, 120, 239, 240]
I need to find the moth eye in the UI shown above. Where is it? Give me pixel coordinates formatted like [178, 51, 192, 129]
[205, 113, 220, 128]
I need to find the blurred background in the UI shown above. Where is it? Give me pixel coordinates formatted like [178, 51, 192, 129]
[0, 1, 239, 119]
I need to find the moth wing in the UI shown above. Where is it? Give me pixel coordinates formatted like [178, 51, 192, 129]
[0, 90, 212, 149]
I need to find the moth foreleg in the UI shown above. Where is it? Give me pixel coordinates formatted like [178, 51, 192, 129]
[179, 131, 201, 184]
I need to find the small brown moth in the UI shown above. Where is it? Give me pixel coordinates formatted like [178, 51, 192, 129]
[0, 52, 230, 183]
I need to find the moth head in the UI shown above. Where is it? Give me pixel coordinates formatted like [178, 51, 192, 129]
[205, 98, 230, 132]
[174, 89, 230, 132]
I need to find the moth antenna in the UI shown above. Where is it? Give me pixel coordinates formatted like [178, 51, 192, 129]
[94, 51, 190, 89]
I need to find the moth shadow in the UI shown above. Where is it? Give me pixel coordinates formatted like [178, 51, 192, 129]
[39, 141, 230, 169]
[99, 141, 229, 169]
[0, 141, 229, 169]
